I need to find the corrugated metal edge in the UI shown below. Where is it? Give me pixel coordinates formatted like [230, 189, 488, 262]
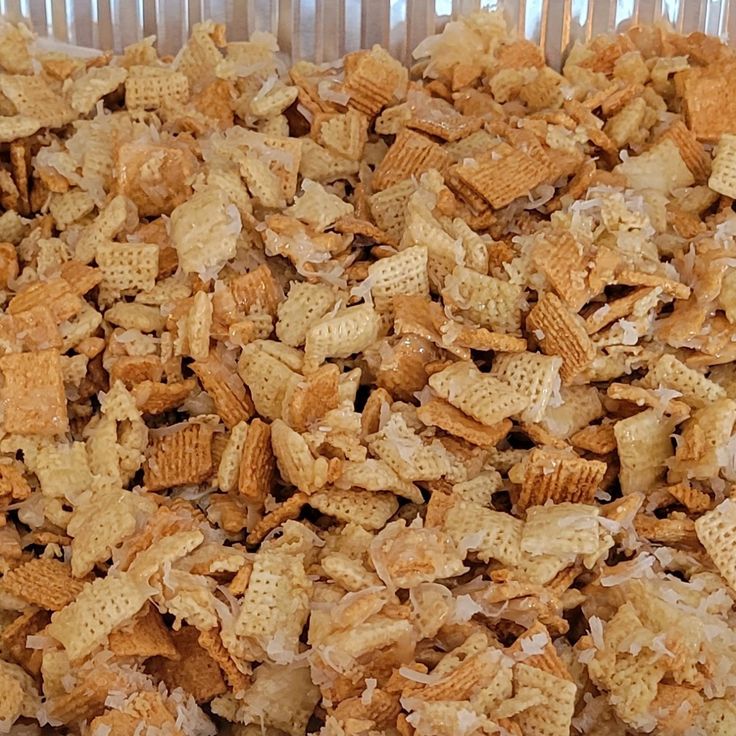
[0, 0, 733, 67]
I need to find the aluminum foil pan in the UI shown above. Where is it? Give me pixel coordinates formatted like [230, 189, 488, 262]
[1, 0, 734, 67]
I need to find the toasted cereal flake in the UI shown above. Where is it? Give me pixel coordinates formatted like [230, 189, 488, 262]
[0, 350, 68, 435]
[417, 399, 511, 448]
[709, 133, 736, 198]
[614, 409, 676, 494]
[516, 448, 607, 509]
[2, 558, 85, 610]
[170, 188, 241, 278]
[96, 241, 159, 299]
[0, 74, 75, 128]
[678, 59, 736, 141]
[372, 128, 451, 191]
[527, 292, 595, 383]
[304, 303, 380, 373]
[695, 499, 736, 591]
[643, 353, 725, 408]
[125, 65, 190, 109]
[514, 662, 576, 736]
[144, 422, 214, 491]
[308, 489, 399, 529]
[344, 45, 408, 117]
[46, 572, 152, 661]
[429, 361, 529, 426]
[238, 418, 274, 502]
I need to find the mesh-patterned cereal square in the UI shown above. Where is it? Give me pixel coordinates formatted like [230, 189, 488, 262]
[643, 353, 725, 408]
[516, 447, 607, 509]
[344, 45, 408, 118]
[8, 277, 83, 323]
[308, 489, 399, 529]
[144, 422, 214, 491]
[365, 245, 429, 312]
[694, 499, 736, 591]
[191, 353, 254, 428]
[368, 178, 416, 242]
[492, 352, 562, 424]
[0, 74, 75, 128]
[2, 558, 85, 610]
[276, 281, 337, 348]
[372, 129, 451, 191]
[315, 109, 368, 160]
[429, 361, 529, 426]
[0, 350, 68, 435]
[514, 662, 577, 736]
[527, 292, 595, 383]
[678, 60, 736, 142]
[96, 241, 159, 298]
[417, 398, 511, 448]
[238, 418, 274, 502]
[532, 229, 592, 311]
[125, 66, 190, 110]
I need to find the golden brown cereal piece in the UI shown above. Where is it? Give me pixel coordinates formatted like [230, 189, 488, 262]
[407, 94, 482, 142]
[238, 418, 274, 503]
[417, 399, 512, 448]
[508, 622, 572, 680]
[333, 215, 396, 247]
[147, 626, 227, 703]
[191, 353, 254, 428]
[59, 260, 103, 296]
[570, 423, 618, 454]
[694, 499, 736, 590]
[229, 263, 283, 317]
[0, 462, 30, 504]
[1, 305, 61, 352]
[109, 355, 163, 387]
[108, 603, 179, 660]
[584, 287, 655, 335]
[659, 119, 710, 182]
[0, 349, 68, 435]
[1, 558, 85, 610]
[46, 669, 122, 725]
[115, 140, 197, 217]
[343, 45, 407, 118]
[283, 363, 340, 433]
[678, 59, 736, 141]
[527, 292, 595, 383]
[144, 422, 214, 491]
[197, 628, 250, 693]
[450, 145, 551, 210]
[665, 482, 712, 513]
[372, 128, 451, 191]
[497, 39, 546, 68]
[517, 421, 569, 449]
[514, 662, 577, 736]
[1, 608, 49, 676]
[96, 241, 159, 299]
[8, 277, 82, 323]
[532, 229, 592, 311]
[228, 560, 253, 595]
[613, 268, 690, 300]
[516, 447, 607, 509]
[634, 513, 699, 548]
[245, 492, 308, 545]
[133, 379, 196, 415]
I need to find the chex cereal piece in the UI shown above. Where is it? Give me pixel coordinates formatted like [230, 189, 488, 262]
[308, 489, 399, 529]
[198, 627, 250, 694]
[695, 499, 736, 591]
[276, 281, 337, 347]
[584, 287, 656, 335]
[709, 133, 736, 198]
[507, 622, 571, 680]
[144, 422, 214, 491]
[365, 245, 429, 311]
[449, 144, 551, 209]
[2, 558, 85, 610]
[643, 353, 725, 408]
[0, 74, 75, 128]
[613, 269, 690, 300]
[314, 109, 368, 160]
[237, 418, 274, 502]
[0, 659, 39, 731]
[245, 492, 309, 545]
[492, 352, 563, 424]
[368, 178, 416, 242]
[304, 303, 381, 373]
[96, 241, 159, 299]
[527, 292, 595, 383]
[665, 482, 712, 513]
[678, 59, 736, 141]
[343, 45, 407, 118]
[46, 571, 151, 661]
[570, 423, 618, 454]
[614, 409, 676, 494]
[429, 361, 529, 426]
[108, 603, 178, 660]
[407, 92, 482, 141]
[191, 353, 254, 428]
[282, 363, 340, 432]
[233, 549, 312, 661]
[417, 398, 511, 448]
[514, 662, 577, 736]
[115, 140, 197, 217]
[148, 626, 227, 703]
[70, 66, 127, 115]
[0, 350, 68, 435]
[515, 447, 607, 509]
[435, 495, 523, 566]
[8, 277, 82, 323]
[659, 119, 710, 182]
[532, 229, 592, 311]
[229, 263, 283, 316]
[372, 128, 451, 191]
[238, 341, 303, 420]
[125, 65, 190, 109]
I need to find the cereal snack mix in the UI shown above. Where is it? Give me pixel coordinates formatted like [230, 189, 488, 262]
[3, 10, 736, 736]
